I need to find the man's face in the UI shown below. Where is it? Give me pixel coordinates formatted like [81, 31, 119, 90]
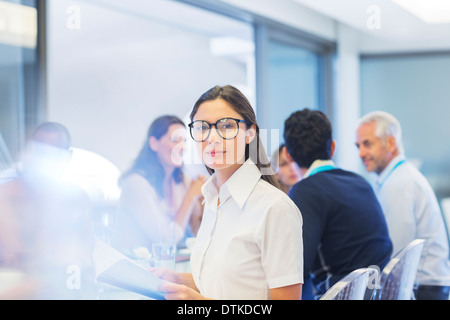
[355, 121, 393, 174]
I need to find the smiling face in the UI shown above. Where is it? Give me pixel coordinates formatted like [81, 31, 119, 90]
[355, 121, 397, 174]
[150, 123, 186, 170]
[277, 146, 301, 188]
[192, 98, 255, 178]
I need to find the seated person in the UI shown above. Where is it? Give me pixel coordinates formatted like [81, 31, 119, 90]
[356, 111, 450, 300]
[0, 122, 93, 298]
[271, 144, 302, 194]
[283, 108, 393, 299]
[113, 115, 204, 256]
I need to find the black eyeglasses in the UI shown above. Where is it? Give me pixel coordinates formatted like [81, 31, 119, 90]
[188, 117, 249, 142]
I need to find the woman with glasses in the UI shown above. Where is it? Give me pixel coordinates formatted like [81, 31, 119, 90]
[113, 115, 205, 256]
[153, 85, 303, 300]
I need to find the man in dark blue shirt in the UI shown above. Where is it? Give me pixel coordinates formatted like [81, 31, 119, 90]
[283, 109, 392, 300]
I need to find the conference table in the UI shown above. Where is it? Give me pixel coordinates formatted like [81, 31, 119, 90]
[0, 247, 192, 300]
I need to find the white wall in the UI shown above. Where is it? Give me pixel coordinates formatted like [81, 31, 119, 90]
[361, 53, 450, 198]
[219, 0, 363, 171]
[219, 0, 335, 41]
[47, 0, 252, 172]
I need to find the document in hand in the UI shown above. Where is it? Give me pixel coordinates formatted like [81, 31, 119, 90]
[93, 238, 166, 300]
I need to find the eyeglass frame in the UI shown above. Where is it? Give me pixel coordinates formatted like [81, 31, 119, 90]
[188, 117, 250, 142]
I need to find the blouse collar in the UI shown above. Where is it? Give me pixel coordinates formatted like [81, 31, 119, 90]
[202, 159, 261, 210]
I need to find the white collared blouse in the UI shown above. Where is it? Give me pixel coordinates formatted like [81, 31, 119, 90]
[190, 160, 303, 299]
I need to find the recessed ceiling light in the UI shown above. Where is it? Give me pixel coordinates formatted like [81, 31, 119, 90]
[392, 0, 450, 24]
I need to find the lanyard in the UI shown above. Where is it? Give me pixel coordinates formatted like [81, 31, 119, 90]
[378, 159, 406, 188]
[308, 165, 336, 177]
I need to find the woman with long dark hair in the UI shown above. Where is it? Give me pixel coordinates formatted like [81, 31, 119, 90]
[271, 144, 302, 194]
[152, 86, 303, 300]
[114, 115, 204, 255]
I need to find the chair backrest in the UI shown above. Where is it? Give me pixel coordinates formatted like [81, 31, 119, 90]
[320, 268, 378, 300]
[376, 239, 425, 300]
[440, 198, 450, 245]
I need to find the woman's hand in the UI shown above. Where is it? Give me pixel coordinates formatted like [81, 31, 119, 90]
[149, 267, 179, 283]
[151, 268, 206, 300]
[158, 281, 207, 300]
[187, 175, 207, 201]
[150, 268, 203, 300]
[173, 175, 206, 230]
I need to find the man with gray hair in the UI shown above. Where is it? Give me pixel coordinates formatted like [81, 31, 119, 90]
[356, 111, 450, 300]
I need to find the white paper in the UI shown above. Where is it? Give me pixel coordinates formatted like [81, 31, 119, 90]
[93, 238, 165, 299]
[93, 238, 125, 277]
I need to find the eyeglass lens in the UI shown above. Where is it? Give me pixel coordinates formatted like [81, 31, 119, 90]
[190, 118, 240, 142]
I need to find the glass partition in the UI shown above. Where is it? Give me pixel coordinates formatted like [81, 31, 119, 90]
[46, 0, 255, 175]
[267, 39, 321, 133]
[0, 0, 39, 176]
[361, 53, 450, 200]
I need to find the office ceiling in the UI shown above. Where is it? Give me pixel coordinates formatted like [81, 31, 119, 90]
[294, 0, 450, 53]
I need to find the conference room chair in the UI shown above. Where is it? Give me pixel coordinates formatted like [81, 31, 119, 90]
[373, 239, 425, 300]
[320, 267, 378, 300]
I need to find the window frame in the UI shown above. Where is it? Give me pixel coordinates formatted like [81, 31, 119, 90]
[38, 0, 335, 145]
[175, 0, 336, 129]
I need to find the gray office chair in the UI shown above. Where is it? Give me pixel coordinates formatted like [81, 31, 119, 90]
[374, 239, 425, 300]
[320, 267, 378, 300]
[440, 198, 450, 246]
